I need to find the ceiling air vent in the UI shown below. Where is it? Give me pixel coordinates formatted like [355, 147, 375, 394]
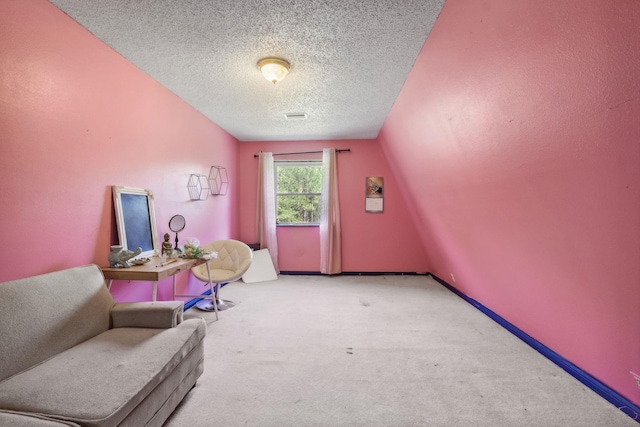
[284, 113, 307, 120]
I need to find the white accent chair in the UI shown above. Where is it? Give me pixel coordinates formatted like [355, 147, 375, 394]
[191, 240, 253, 313]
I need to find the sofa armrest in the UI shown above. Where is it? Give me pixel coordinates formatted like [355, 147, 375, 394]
[110, 301, 184, 329]
[0, 410, 80, 426]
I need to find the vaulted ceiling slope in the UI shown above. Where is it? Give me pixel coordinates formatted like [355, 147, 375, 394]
[50, 0, 445, 141]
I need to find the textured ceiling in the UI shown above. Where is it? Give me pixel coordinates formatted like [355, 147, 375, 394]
[49, 0, 445, 141]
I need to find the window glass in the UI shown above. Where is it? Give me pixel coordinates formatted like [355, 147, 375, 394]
[275, 161, 322, 225]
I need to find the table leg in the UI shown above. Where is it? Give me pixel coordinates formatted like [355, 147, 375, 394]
[107, 279, 113, 291]
[152, 281, 158, 302]
[206, 261, 218, 321]
[173, 275, 177, 301]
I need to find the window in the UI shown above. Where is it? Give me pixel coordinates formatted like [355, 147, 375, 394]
[275, 161, 322, 225]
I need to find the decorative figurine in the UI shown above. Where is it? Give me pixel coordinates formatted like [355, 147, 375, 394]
[162, 233, 173, 256]
[108, 245, 142, 268]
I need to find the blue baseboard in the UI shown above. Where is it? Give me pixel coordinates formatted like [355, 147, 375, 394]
[429, 273, 640, 423]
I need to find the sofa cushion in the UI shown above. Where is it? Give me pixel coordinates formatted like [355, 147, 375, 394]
[116, 343, 204, 427]
[0, 318, 206, 427]
[0, 265, 114, 382]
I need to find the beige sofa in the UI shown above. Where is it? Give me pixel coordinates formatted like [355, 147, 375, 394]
[0, 265, 206, 427]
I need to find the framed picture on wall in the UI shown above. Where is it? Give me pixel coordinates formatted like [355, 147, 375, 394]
[365, 177, 384, 213]
[112, 186, 159, 258]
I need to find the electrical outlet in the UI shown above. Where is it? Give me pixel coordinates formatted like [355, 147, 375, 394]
[450, 273, 456, 283]
[631, 372, 640, 391]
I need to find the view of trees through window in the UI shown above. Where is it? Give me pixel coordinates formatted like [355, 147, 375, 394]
[275, 161, 322, 224]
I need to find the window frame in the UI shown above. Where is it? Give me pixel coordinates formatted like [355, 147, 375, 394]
[274, 160, 323, 226]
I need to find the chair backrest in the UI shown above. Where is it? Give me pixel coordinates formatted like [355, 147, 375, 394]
[191, 240, 253, 283]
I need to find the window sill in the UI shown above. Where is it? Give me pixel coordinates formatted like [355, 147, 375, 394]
[277, 223, 319, 227]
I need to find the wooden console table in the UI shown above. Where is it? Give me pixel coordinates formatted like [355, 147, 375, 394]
[101, 256, 207, 302]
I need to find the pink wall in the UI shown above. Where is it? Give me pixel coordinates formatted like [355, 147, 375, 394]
[0, 0, 239, 302]
[379, 0, 640, 406]
[237, 140, 429, 273]
[4, 0, 637, 408]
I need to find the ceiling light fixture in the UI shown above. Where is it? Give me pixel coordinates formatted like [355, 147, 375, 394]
[258, 57, 290, 84]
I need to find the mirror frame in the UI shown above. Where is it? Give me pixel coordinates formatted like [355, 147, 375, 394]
[112, 186, 159, 259]
[169, 214, 186, 233]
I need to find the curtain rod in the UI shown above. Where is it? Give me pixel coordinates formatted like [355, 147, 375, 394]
[253, 148, 350, 158]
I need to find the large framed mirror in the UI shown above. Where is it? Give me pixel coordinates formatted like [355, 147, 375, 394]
[112, 186, 159, 258]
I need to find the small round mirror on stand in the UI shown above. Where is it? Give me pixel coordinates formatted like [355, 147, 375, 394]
[169, 214, 186, 252]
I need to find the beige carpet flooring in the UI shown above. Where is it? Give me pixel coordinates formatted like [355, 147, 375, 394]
[165, 274, 637, 426]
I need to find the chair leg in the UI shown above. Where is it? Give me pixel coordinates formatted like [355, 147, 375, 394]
[206, 262, 218, 320]
[194, 282, 235, 312]
[209, 281, 218, 320]
[212, 283, 219, 318]
[195, 282, 220, 316]
[195, 261, 220, 318]
[214, 283, 235, 311]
